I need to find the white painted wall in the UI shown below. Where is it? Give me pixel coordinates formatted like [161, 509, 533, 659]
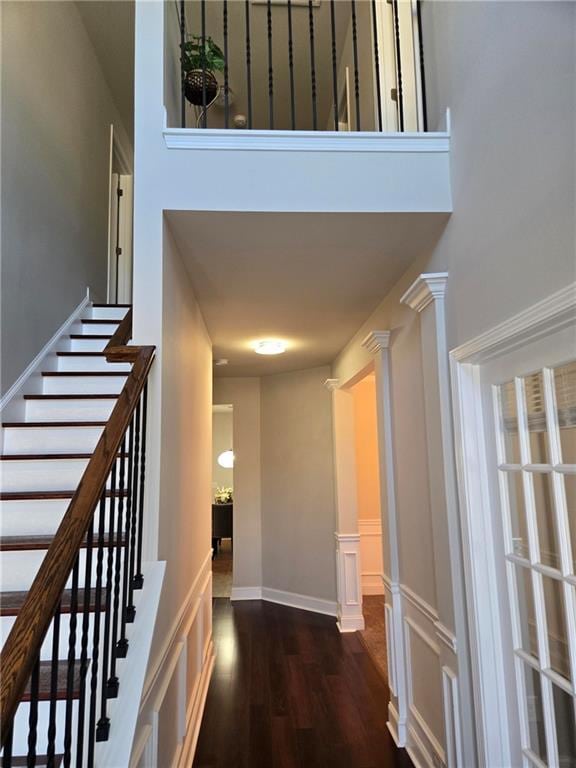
[213, 378, 262, 592]
[0, 1, 131, 393]
[212, 410, 233, 493]
[261, 366, 337, 603]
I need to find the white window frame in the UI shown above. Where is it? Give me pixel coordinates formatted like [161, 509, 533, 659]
[450, 283, 576, 767]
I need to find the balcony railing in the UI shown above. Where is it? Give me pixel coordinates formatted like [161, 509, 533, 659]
[165, 0, 428, 133]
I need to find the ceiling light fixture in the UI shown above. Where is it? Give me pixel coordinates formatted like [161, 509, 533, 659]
[253, 339, 286, 356]
[217, 450, 235, 468]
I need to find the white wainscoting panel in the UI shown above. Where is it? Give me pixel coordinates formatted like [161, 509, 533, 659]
[131, 551, 215, 768]
[359, 519, 384, 595]
[335, 533, 365, 632]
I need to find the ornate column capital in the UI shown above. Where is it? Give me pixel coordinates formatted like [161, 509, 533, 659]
[400, 272, 448, 313]
[361, 330, 391, 355]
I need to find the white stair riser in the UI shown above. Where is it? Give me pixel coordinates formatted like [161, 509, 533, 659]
[91, 306, 128, 321]
[69, 337, 109, 352]
[0, 498, 116, 538]
[43, 376, 126, 395]
[3, 426, 104, 455]
[1, 459, 92, 492]
[80, 322, 119, 336]
[1, 613, 97, 661]
[2, 548, 102, 591]
[57, 357, 131, 374]
[26, 399, 116, 422]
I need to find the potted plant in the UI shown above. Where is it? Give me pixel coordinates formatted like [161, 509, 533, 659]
[181, 35, 225, 106]
[214, 487, 233, 504]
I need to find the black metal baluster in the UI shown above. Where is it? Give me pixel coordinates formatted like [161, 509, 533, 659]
[180, 0, 186, 128]
[96, 463, 117, 741]
[63, 557, 79, 768]
[76, 519, 94, 767]
[89, 496, 107, 757]
[3, 721, 14, 768]
[266, 0, 274, 129]
[108, 440, 127, 698]
[27, 656, 40, 767]
[118, 420, 134, 655]
[201, 0, 207, 128]
[416, 0, 428, 131]
[308, 0, 318, 130]
[329, 0, 339, 131]
[46, 606, 61, 768]
[127, 402, 141, 620]
[134, 384, 148, 590]
[371, 0, 383, 131]
[287, 0, 296, 130]
[392, 0, 404, 131]
[223, 0, 229, 128]
[244, 0, 253, 129]
[351, 0, 361, 130]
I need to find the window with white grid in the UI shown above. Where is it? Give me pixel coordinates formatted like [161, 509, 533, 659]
[494, 361, 576, 768]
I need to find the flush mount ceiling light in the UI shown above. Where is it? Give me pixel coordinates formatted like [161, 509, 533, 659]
[253, 339, 286, 356]
[217, 450, 235, 468]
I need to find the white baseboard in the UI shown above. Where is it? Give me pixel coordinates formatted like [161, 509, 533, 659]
[0, 289, 91, 413]
[337, 615, 366, 632]
[230, 586, 262, 601]
[262, 587, 337, 617]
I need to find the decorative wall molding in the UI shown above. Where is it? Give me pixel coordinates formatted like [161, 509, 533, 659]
[400, 272, 448, 313]
[323, 377, 340, 391]
[335, 533, 365, 632]
[163, 128, 450, 154]
[401, 584, 439, 626]
[442, 666, 464, 768]
[358, 519, 383, 536]
[0, 290, 91, 414]
[361, 330, 391, 355]
[435, 621, 458, 654]
[261, 587, 337, 617]
[359, 520, 384, 595]
[451, 281, 576, 363]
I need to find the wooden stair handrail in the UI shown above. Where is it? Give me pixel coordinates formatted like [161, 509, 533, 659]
[0, 310, 154, 743]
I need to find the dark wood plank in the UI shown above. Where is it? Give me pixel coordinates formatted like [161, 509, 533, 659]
[1, 588, 107, 617]
[193, 600, 413, 768]
[0, 532, 125, 552]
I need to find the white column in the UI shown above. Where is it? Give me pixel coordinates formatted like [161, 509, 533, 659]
[325, 379, 365, 633]
[360, 331, 408, 746]
[400, 273, 473, 767]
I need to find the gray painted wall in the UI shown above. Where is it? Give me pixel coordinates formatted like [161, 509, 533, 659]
[1, 1, 130, 394]
[261, 366, 337, 602]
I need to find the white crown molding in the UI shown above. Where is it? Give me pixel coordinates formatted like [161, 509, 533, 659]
[163, 128, 450, 154]
[324, 378, 340, 391]
[361, 330, 391, 355]
[400, 272, 449, 313]
[450, 281, 576, 363]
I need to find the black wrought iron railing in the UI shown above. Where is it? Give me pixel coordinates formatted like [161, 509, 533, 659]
[0, 321, 154, 767]
[172, 0, 427, 132]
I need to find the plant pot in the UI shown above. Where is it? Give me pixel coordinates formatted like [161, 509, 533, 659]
[184, 69, 219, 106]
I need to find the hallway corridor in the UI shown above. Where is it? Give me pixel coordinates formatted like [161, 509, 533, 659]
[193, 600, 412, 768]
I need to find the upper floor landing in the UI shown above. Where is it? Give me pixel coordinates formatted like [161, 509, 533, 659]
[135, 0, 452, 214]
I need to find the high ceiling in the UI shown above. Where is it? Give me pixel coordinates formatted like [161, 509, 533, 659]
[166, 211, 448, 377]
[76, 0, 135, 138]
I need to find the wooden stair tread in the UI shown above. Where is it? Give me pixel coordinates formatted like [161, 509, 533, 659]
[1, 588, 108, 617]
[0, 489, 127, 501]
[24, 394, 118, 400]
[91, 303, 131, 308]
[2, 422, 107, 428]
[21, 660, 82, 702]
[57, 351, 123, 358]
[69, 334, 112, 340]
[0, 755, 63, 767]
[81, 319, 120, 325]
[41, 371, 128, 377]
[0, 532, 126, 552]
[0, 453, 127, 461]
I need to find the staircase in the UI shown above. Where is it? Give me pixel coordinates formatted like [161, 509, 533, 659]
[0, 304, 161, 767]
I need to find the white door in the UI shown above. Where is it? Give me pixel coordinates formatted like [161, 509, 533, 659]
[480, 326, 576, 767]
[107, 173, 133, 304]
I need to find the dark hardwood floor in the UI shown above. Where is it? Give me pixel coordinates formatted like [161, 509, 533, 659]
[193, 599, 413, 768]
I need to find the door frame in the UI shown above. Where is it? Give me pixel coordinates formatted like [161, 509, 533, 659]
[450, 283, 576, 767]
[107, 124, 134, 304]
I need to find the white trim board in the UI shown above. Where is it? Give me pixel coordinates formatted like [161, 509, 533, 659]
[0, 290, 91, 413]
[230, 586, 337, 618]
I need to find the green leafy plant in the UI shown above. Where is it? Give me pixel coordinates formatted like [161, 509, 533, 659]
[181, 36, 225, 74]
